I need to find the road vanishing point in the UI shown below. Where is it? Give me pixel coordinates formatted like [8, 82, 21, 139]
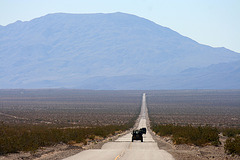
[64, 93, 174, 160]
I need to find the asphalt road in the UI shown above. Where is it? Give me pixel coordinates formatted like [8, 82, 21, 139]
[64, 93, 174, 160]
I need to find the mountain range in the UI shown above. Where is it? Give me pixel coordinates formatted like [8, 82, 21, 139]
[0, 12, 240, 89]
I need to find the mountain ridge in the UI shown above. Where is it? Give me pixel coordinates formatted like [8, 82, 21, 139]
[0, 12, 239, 89]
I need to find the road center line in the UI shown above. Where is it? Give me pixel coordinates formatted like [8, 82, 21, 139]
[114, 155, 120, 160]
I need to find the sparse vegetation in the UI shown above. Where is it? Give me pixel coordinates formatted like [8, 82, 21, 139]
[225, 136, 240, 156]
[147, 90, 240, 128]
[147, 90, 240, 156]
[0, 90, 142, 126]
[152, 124, 220, 146]
[0, 119, 136, 155]
[0, 90, 142, 155]
[221, 127, 240, 137]
[221, 128, 240, 156]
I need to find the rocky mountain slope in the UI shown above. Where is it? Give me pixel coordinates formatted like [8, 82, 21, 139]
[0, 12, 239, 89]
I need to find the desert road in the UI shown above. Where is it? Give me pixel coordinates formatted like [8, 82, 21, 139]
[64, 93, 174, 160]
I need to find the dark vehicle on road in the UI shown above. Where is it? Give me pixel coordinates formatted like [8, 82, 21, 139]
[132, 130, 143, 142]
[140, 128, 146, 134]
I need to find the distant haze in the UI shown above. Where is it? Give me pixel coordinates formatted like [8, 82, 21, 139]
[0, 13, 240, 89]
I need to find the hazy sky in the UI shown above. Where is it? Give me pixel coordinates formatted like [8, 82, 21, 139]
[1, 0, 240, 52]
